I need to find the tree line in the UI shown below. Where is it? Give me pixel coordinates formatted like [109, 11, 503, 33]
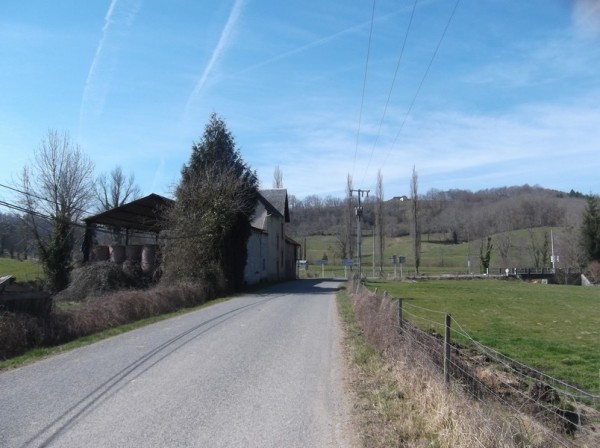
[288, 179, 600, 273]
[289, 184, 586, 241]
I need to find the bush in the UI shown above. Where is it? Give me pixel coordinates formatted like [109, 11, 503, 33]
[55, 262, 135, 302]
[585, 261, 600, 283]
[0, 280, 214, 360]
[0, 312, 43, 359]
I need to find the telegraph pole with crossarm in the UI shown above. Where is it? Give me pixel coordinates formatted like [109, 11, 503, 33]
[351, 188, 369, 280]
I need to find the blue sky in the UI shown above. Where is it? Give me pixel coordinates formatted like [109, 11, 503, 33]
[1, 0, 599, 209]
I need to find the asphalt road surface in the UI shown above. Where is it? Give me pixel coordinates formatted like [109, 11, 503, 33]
[0, 279, 356, 447]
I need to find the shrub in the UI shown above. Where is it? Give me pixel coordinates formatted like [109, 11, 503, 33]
[0, 312, 43, 359]
[585, 260, 600, 283]
[55, 262, 134, 302]
[1, 280, 213, 360]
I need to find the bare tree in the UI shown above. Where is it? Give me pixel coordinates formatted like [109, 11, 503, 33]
[96, 166, 142, 211]
[273, 166, 283, 188]
[528, 229, 550, 268]
[344, 174, 355, 259]
[18, 130, 95, 292]
[95, 166, 142, 244]
[410, 166, 421, 274]
[496, 232, 512, 267]
[375, 169, 385, 275]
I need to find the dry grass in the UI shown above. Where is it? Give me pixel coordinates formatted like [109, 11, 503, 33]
[55, 261, 144, 302]
[0, 312, 44, 359]
[0, 280, 213, 360]
[340, 281, 572, 447]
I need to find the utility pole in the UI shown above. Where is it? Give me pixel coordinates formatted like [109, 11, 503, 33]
[351, 188, 369, 280]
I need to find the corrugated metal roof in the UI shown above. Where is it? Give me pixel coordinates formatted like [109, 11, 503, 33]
[84, 193, 173, 233]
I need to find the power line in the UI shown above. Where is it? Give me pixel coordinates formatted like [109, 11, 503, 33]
[0, 182, 95, 219]
[352, 0, 377, 178]
[382, 0, 461, 169]
[361, 0, 419, 185]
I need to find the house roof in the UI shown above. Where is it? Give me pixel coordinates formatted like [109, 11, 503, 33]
[259, 189, 290, 222]
[286, 236, 301, 247]
[250, 190, 291, 232]
[84, 193, 174, 233]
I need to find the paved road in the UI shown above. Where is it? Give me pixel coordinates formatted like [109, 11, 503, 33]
[0, 279, 355, 447]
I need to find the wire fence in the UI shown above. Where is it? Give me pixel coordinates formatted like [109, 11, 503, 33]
[350, 279, 600, 447]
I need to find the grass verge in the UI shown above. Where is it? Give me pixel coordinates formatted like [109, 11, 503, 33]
[338, 282, 572, 447]
[337, 286, 432, 447]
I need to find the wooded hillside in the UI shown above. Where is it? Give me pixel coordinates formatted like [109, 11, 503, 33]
[288, 185, 588, 270]
[289, 185, 586, 240]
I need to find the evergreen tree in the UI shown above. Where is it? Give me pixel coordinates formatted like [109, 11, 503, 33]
[581, 195, 600, 263]
[164, 114, 258, 291]
[479, 236, 493, 273]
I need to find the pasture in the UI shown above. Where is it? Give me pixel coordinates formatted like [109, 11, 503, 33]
[299, 227, 575, 275]
[366, 279, 600, 394]
[0, 257, 44, 283]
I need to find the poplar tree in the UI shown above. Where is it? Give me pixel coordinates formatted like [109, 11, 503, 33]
[410, 166, 421, 274]
[581, 195, 600, 263]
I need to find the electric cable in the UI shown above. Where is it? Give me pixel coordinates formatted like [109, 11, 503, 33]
[352, 0, 377, 178]
[381, 0, 461, 169]
[361, 0, 419, 185]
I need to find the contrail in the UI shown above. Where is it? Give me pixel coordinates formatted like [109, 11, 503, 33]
[185, 0, 246, 114]
[236, 7, 404, 76]
[79, 0, 141, 135]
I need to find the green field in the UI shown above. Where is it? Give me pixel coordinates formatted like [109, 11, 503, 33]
[299, 228, 569, 275]
[0, 257, 44, 282]
[365, 278, 600, 394]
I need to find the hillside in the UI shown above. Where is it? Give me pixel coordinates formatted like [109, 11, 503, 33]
[288, 185, 588, 272]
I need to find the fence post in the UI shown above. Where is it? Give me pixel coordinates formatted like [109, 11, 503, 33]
[397, 298, 403, 329]
[444, 313, 451, 385]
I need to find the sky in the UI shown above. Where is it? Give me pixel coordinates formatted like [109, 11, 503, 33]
[1, 0, 600, 211]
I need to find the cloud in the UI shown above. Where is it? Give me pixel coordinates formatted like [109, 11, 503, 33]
[246, 87, 600, 198]
[79, 0, 142, 134]
[572, 0, 600, 37]
[184, 0, 246, 114]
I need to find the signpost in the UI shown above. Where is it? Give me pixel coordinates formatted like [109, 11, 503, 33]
[341, 258, 354, 277]
[391, 255, 406, 279]
[315, 259, 328, 278]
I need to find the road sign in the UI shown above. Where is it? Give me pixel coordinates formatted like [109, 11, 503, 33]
[341, 259, 354, 266]
[315, 259, 328, 265]
[398, 256, 406, 264]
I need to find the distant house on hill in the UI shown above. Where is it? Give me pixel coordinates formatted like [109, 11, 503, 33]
[82, 190, 299, 285]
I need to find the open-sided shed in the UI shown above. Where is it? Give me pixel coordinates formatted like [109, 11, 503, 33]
[82, 193, 173, 262]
